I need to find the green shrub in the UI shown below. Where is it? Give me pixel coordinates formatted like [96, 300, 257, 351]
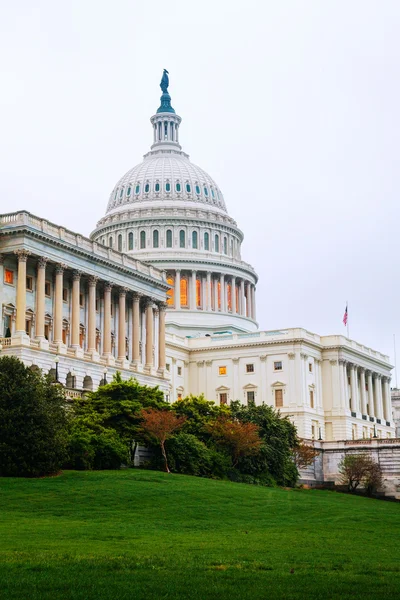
[66, 428, 95, 470]
[92, 431, 129, 470]
[167, 433, 212, 476]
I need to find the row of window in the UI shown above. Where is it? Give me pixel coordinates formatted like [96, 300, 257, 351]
[106, 230, 234, 253]
[218, 389, 284, 408]
[114, 182, 220, 201]
[218, 362, 283, 375]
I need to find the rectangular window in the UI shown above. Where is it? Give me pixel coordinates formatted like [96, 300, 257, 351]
[274, 361, 282, 371]
[95, 298, 99, 311]
[79, 293, 84, 307]
[219, 393, 227, 405]
[352, 424, 358, 440]
[246, 363, 254, 373]
[247, 391, 255, 405]
[177, 366, 182, 376]
[44, 324, 50, 340]
[4, 269, 14, 285]
[45, 281, 51, 297]
[309, 363, 313, 373]
[219, 366, 227, 376]
[26, 276, 33, 291]
[275, 389, 283, 408]
[63, 288, 68, 302]
[166, 363, 170, 372]
[311, 424, 316, 440]
[310, 390, 314, 408]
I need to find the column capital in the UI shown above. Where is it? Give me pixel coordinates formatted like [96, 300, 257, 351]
[88, 275, 99, 287]
[144, 297, 155, 309]
[366, 369, 372, 377]
[72, 270, 82, 281]
[132, 291, 142, 303]
[119, 287, 129, 297]
[175, 268, 181, 274]
[300, 353, 308, 360]
[55, 263, 68, 274]
[104, 282, 113, 292]
[37, 257, 48, 269]
[374, 373, 382, 380]
[14, 249, 30, 262]
[157, 301, 168, 312]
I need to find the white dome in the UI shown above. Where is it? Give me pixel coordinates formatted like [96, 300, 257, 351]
[106, 153, 227, 215]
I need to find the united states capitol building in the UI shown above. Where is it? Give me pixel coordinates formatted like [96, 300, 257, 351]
[0, 72, 396, 445]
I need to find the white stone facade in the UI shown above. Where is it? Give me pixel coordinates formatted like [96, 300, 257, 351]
[0, 76, 396, 442]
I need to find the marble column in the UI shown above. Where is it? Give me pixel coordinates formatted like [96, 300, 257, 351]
[359, 368, 367, 415]
[35, 257, 47, 339]
[231, 276, 236, 314]
[240, 280, 245, 316]
[132, 293, 140, 364]
[53, 264, 65, 343]
[145, 300, 154, 368]
[213, 276, 218, 311]
[158, 302, 166, 370]
[118, 289, 127, 360]
[87, 276, 97, 352]
[246, 282, 252, 318]
[71, 271, 81, 347]
[103, 283, 112, 356]
[206, 272, 212, 311]
[374, 374, 383, 419]
[14, 250, 30, 335]
[175, 269, 181, 310]
[190, 270, 197, 310]
[251, 285, 256, 320]
[349, 364, 358, 412]
[382, 377, 391, 422]
[367, 371, 374, 417]
[220, 274, 225, 312]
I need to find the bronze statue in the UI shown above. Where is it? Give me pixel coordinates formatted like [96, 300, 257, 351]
[160, 69, 169, 94]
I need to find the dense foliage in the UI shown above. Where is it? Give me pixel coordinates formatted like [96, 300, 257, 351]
[0, 356, 68, 477]
[339, 453, 383, 495]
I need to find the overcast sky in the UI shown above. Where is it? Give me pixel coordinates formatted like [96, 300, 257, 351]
[1, 1, 399, 375]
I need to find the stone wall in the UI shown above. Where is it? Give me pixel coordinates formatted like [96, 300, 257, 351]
[299, 439, 400, 499]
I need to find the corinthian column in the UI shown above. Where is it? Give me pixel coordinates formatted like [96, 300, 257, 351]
[367, 371, 374, 417]
[190, 270, 197, 310]
[118, 288, 127, 360]
[359, 368, 367, 415]
[158, 302, 167, 370]
[251, 285, 256, 320]
[246, 282, 252, 318]
[35, 257, 47, 339]
[71, 271, 81, 347]
[14, 249, 30, 336]
[220, 274, 225, 312]
[53, 264, 66, 344]
[132, 293, 141, 364]
[87, 276, 98, 352]
[145, 299, 154, 369]
[231, 276, 236, 314]
[175, 269, 181, 310]
[206, 272, 212, 311]
[103, 283, 112, 357]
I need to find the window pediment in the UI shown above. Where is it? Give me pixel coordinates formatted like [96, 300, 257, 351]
[271, 380, 286, 388]
[216, 385, 230, 392]
[243, 383, 258, 390]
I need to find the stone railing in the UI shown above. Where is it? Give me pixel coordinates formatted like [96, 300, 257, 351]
[0, 337, 12, 347]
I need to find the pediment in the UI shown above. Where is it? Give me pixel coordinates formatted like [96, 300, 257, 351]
[271, 380, 286, 387]
[243, 383, 258, 390]
[176, 385, 184, 393]
[216, 385, 230, 392]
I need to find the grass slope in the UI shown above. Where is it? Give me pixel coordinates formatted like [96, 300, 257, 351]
[0, 470, 399, 600]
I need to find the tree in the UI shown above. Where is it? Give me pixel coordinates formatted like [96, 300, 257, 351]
[69, 373, 168, 467]
[0, 356, 68, 477]
[139, 408, 186, 473]
[207, 416, 262, 466]
[338, 453, 383, 493]
[172, 394, 230, 441]
[293, 442, 320, 469]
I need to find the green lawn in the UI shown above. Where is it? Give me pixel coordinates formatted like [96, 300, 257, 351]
[0, 471, 399, 599]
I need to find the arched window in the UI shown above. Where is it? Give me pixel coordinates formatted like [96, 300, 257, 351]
[140, 231, 146, 249]
[180, 277, 188, 307]
[195, 185, 200, 195]
[135, 184, 140, 194]
[176, 182, 181, 192]
[204, 232, 209, 251]
[179, 230, 186, 248]
[118, 234, 122, 252]
[128, 232, 133, 250]
[153, 230, 159, 248]
[109, 237, 113, 248]
[120, 189, 124, 199]
[166, 273, 175, 306]
[224, 237, 228, 255]
[186, 183, 191, 193]
[166, 229, 173, 248]
[215, 234, 219, 253]
[204, 187, 208, 196]
[127, 186, 131, 197]
[155, 182, 160, 192]
[211, 188, 215, 198]
[114, 189, 118, 200]
[145, 183, 150, 193]
[166, 182, 171, 192]
[192, 231, 198, 249]
[196, 278, 202, 308]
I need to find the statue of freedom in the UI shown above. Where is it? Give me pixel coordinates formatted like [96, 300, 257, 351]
[160, 69, 169, 94]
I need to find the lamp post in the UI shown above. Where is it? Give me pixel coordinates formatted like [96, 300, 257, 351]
[55, 355, 59, 383]
[103, 367, 108, 385]
[71, 368, 76, 389]
[318, 427, 322, 441]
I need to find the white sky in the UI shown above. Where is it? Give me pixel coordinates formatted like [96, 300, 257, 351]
[1, 1, 399, 376]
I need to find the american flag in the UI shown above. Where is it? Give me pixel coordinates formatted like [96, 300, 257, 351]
[343, 304, 348, 326]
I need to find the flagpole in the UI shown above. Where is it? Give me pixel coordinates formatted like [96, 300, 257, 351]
[394, 334, 398, 389]
[346, 301, 349, 338]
